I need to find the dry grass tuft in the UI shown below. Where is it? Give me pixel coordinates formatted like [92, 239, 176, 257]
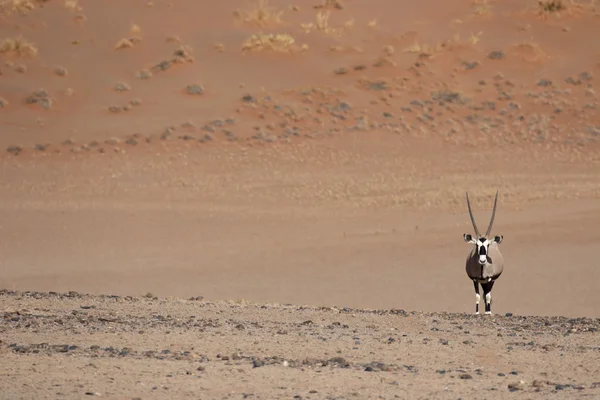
[241, 33, 306, 53]
[367, 19, 378, 28]
[314, 0, 344, 10]
[0, 0, 35, 15]
[234, 0, 283, 27]
[301, 10, 349, 36]
[64, 0, 81, 11]
[404, 32, 482, 58]
[0, 36, 38, 58]
[472, 0, 493, 16]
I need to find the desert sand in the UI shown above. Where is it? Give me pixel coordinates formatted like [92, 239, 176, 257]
[1, 0, 600, 398]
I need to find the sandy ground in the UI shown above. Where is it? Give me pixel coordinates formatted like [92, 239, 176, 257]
[1, 290, 600, 400]
[1, 0, 600, 398]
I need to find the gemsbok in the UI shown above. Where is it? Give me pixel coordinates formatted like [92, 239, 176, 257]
[463, 191, 504, 315]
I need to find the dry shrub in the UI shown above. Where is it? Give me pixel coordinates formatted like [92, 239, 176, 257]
[0, 0, 37, 15]
[0, 36, 38, 57]
[241, 33, 306, 53]
[536, 0, 593, 18]
[234, 0, 283, 27]
[403, 42, 442, 57]
[314, 0, 344, 10]
[115, 36, 141, 50]
[301, 10, 348, 36]
[472, 0, 493, 16]
[404, 32, 482, 58]
[64, 0, 80, 11]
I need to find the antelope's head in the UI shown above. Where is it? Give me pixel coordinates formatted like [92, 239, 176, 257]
[463, 191, 503, 265]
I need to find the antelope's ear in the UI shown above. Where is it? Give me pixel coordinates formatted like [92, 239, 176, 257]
[493, 235, 503, 244]
[463, 234, 476, 243]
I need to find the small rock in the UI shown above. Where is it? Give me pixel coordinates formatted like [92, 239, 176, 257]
[505, 312, 513, 317]
[7, 145, 23, 155]
[241, 94, 256, 103]
[488, 50, 505, 60]
[55, 66, 68, 77]
[161, 127, 175, 140]
[252, 359, 264, 368]
[185, 84, 204, 95]
[508, 381, 526, 391]
[463, 61, 479, 70]
[579, 71, 593, 81]
[537, 79, 552, 87]
[460, 373, 473, 380]
[334, 67, 349, 75]
[108, 105, 125, 113]
[153, 60, 171, 72]
[135, 69, 153, 80]
[0, 97, 8, 108]
[15, 64, 27, 73]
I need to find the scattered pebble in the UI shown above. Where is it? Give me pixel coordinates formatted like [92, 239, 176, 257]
[54, 66, 68, 77]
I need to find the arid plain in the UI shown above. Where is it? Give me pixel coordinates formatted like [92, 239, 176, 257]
[1, 0, 600, 398]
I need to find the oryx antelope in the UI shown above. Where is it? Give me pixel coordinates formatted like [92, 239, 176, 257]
[463, 191, 504, 315]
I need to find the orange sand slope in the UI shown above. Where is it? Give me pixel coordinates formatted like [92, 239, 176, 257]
[1, 0, 600, 320]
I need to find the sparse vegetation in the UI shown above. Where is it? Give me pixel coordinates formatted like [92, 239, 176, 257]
[115, 36, 141, 50]
[539, 0, 567, 13]
[241, 33, 305, 53]
[404, 32, 482, 58]
[25, 89, 53, 109]
[472, 0, 493, 16]
[0, 0, 35, 15]
[536, 0, 592, 17]
[301, 10, 348, 36]
[234, 0, 283, 27]
[0, 36, 38, 58]
[314, 0, 344, 10]
[64, 0, 80, 11]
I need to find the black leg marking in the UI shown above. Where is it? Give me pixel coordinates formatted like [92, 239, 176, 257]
[481, 281, 495, 315]
[473, 280, 480, 315]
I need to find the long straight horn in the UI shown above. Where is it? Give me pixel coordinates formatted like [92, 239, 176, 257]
[466, 191, 481, 238]
[485, 191, 499, 237]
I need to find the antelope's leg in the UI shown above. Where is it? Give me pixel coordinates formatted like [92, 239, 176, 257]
[482, 281, 495, 315]
[473, 280, 480, 315]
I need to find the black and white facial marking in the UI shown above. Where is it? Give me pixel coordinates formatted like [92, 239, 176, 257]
[463, 234, 503, 265]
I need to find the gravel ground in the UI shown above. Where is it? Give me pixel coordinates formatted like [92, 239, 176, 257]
[1, 290, 599, 399]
